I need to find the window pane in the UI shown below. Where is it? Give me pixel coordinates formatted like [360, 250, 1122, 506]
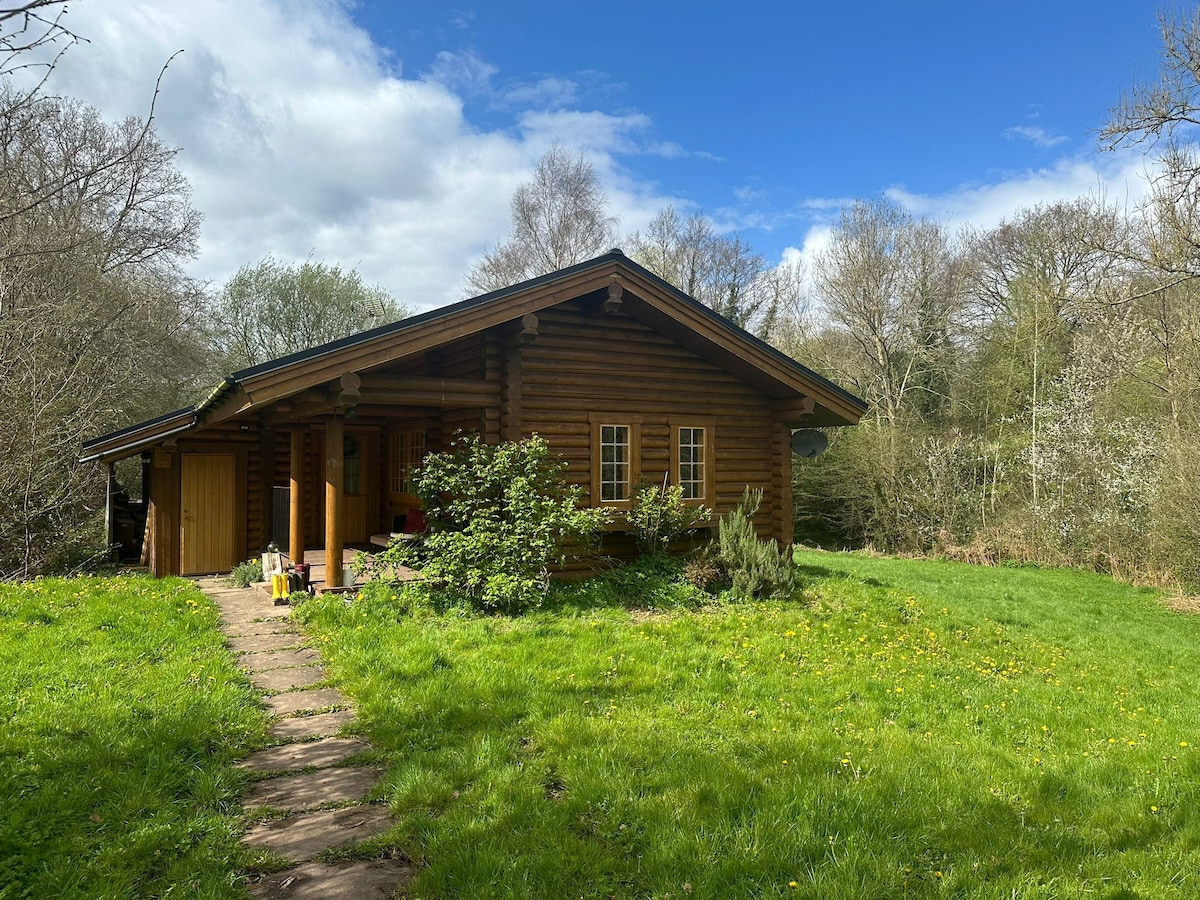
[390, 430, 426, 494]
[344, 436, 362, 495]
[599, 424, 630, 502]
[677, 426, 705, 500]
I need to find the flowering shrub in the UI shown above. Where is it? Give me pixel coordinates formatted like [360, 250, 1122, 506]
[371, 433, 608, 613]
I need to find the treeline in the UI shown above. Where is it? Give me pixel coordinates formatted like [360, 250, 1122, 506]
[784, 192, 1200, 587]
[782, 11, 1200, 587]
[0, 3, 403, 577]
[6, 0, 1200, 590]
[466, 12, 1200, 588]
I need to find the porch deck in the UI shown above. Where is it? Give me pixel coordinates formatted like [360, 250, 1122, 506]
[281, 546, 421, 593]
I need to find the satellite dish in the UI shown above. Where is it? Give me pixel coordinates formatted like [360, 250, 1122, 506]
[790, 429, 828, 459]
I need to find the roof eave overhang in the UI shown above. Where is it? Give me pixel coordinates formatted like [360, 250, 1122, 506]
[223, 255, 868, 425]
[81, 251, 868, 457]
[79, 408, 198, 464]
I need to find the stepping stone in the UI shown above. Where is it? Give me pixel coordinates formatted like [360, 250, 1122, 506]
[247, 858, 413, 899]
[224, 618, 298, 637]
[242, 804, 393, 861]
[220, 606, 290, 624]
[220, 608, 281, 619]
[248, 666, 325, 693]
[240, 648, 322, 672]
[229, 633, 305, 654]
[243, 766, 383, 810]
[269, 710, 355, 740]
[238, 737, 371, 772]
[266, 688, 348, 717]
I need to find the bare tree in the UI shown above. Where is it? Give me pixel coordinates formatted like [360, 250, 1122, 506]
[813, 199, 966, 426]
[629, 205, 795, 334]
[0, 1, 79, 77]
[1102, 9, 1200, 151]
[0, 90, 206, 577]
[465, 144, 617, 294]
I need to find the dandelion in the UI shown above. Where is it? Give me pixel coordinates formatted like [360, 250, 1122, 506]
[789, 881, 798, 888]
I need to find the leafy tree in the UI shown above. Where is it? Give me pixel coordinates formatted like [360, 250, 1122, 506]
[369, 434, 609, 613]
[465, 144, 617, 294]
[210, 257, 407, 370]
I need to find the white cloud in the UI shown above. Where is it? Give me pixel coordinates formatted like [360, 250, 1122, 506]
[423, 49, 498, 96]
[20, 0, 1160, 320]
[884, 153, 1152, 231]
[778, 151, 1155, 308]
[24, 0, 674, 310]
[500, 76, 579, 110]
[1004, 125, 1069, 148]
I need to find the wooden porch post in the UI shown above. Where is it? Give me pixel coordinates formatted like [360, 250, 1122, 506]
[289, 429, 305, 564]
[325, 416, 344, 587]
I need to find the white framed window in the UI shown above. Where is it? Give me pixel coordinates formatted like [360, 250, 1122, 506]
[600, 425, 631, 501]
[589, 415, 641, 508]
[389, 430, 426, 496]
[670, 417, 715, 505]
[677, 426, 706, 500]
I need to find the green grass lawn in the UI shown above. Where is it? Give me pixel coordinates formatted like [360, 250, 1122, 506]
[294, 550, 1200, 899]
[0, 576, 267, 900]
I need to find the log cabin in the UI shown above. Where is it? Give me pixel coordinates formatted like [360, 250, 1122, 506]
[81, 250, 866, 583]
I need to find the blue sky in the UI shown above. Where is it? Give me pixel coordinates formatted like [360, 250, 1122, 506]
[33, 0, 1170, 308]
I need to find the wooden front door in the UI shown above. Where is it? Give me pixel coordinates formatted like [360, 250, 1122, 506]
[180, 453, 236, 575]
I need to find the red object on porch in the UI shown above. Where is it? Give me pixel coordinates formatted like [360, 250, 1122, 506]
[404, 508, 428, 535]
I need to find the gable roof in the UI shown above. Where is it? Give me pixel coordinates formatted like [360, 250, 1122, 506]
[82, 250, 866, 463]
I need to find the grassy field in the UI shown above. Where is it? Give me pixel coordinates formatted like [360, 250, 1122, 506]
[0, 576, 267, 900]
[294, 550, 1200, 899]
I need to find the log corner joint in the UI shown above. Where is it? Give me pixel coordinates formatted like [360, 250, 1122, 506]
[772, 395, 815, 423]
[336, 371, 361, 411]
[604, 282, 624, 315]
[519, 313, 539, 344]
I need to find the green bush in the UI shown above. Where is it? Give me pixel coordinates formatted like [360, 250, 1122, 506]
[715, 488, 797, 600]
[627, 482, 711, 556]
[226, 557, 263, 587]
[369, 434, 609, 614]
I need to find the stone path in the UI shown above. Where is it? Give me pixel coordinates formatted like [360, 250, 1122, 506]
[194, 578, 413, 899]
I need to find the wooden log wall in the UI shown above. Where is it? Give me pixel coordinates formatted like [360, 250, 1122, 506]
[515, 299, 781, 543]
[439, 333, 489, 443]
[482, 332, 502, 444]
[500, 325, 522, 442]
[145, 425, 256, 575]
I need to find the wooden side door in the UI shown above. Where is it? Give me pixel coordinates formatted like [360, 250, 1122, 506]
[344, 431, 379, 544]
[316, 429, 378, 545]
[180, 453, 236, 575]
